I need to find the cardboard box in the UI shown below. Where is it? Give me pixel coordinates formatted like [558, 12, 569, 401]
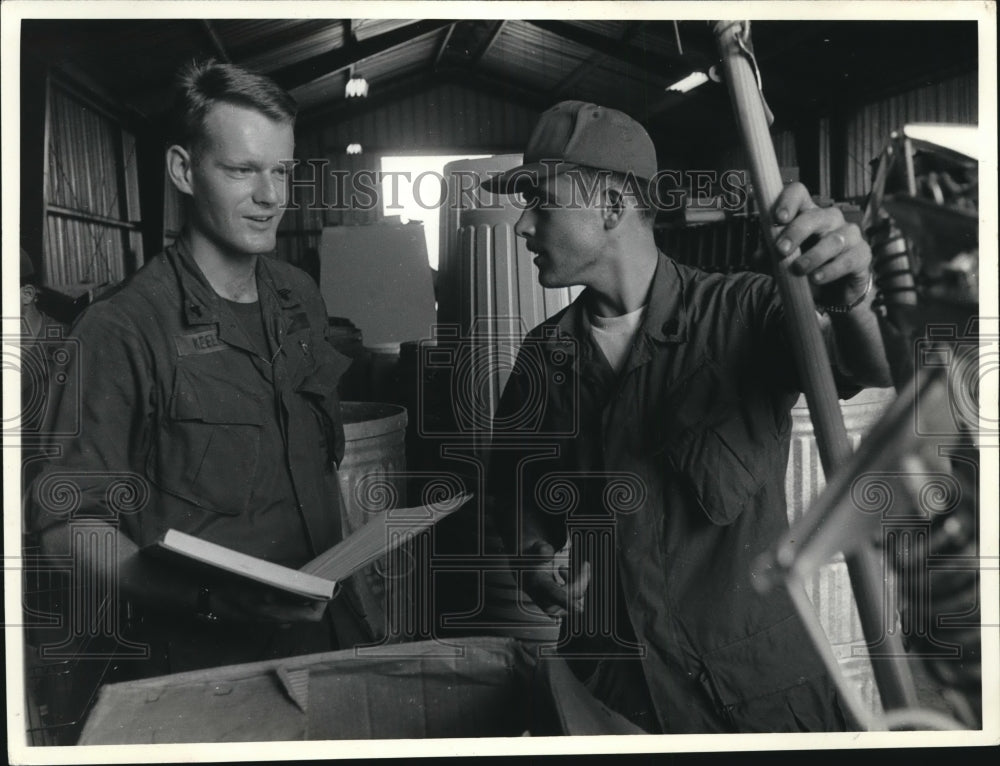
[78, 636, 645, 743]
[79, 637, 537, 743]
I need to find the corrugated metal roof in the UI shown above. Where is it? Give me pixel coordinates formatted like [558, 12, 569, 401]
[213, 18, 316, 49]
[290, 27, 442, 109]
[631, 23, 693, 62]
[354, 28, 440, 82]
[289, 71, 351, 111]
[563, 20, 631, 40]
[20, 17, 979, 144]
[220, 20, 346, 73]
[351, 19, 419, 41]
[569, 55, 672, 117]
[481, 21, 591, 93]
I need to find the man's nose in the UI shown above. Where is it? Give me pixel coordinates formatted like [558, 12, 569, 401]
[514, 207, 534, 238]
[253, 172, 280, 206]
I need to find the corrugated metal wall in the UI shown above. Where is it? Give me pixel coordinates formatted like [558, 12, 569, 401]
[662, 71, 976, 275]
[298, 81, 538, 153]
[714, 129, 799, 176]
[44, 83, 143, 288]
[818, 117, 832, 199]
[180, 71, 976, 272]
[706, 71, 976, 206]
[842, 71, 978, 199]
[277, 81, 539, 267]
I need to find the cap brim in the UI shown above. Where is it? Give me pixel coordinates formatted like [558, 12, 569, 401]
[479, 161, 579, 195]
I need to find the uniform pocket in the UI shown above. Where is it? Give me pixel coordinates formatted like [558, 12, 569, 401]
[674, 422, 766, 525]
[698, 615, 846, 732]
[292, 342, 351, 468]
[146, 366, 264, 514]
[656, 358, 767, 525]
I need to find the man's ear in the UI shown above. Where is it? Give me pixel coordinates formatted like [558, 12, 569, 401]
[20, 284, 37, 307]
[602, 188, 626, 230]
[166, 144, 195, 196]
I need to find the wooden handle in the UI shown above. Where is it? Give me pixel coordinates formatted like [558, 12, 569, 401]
[713, 20, 917, 713]
[713, 20, 852, 472]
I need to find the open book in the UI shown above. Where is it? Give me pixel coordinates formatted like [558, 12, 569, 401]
[145, 492, 472, 601]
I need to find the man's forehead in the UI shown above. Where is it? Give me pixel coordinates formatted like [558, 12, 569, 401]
[202, 102, 291, 131]
[197, 103, 294, 152]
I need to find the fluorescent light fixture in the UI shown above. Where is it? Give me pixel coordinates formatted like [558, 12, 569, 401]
[345, 76, 369, 98]
[666, 71, 709, 94]
[346, 143, 363, 155]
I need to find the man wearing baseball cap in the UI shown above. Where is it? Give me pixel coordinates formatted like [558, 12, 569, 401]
[486, 101, 890, 733]
[481, 100, 659, 196]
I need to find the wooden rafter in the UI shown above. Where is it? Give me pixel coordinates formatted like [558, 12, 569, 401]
[550, 21, 645, 99]
[200, 20, 231, 63]
[473, 21, 506, 63]
[433, 23, 457, 68]
[526, 20, 700, 81]
[268, 19, 455, 92]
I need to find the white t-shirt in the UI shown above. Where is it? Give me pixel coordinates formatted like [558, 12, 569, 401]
[588, 305, 647, 374]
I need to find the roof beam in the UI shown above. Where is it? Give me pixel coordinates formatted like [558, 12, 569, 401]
[525, 20, 693, 81]
[268, 19, 454, 91]
[474, 21, 506, 63]
[551, 21, 644, 99]
[201, 20, 231, 63]
[433, 23, 457, 68]
[298, 67, 440, 127]
[645, 20, 902, 120]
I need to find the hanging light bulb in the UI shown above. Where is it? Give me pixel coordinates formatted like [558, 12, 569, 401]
[345, 75, 369, 98]
[346, 143, 363, 155]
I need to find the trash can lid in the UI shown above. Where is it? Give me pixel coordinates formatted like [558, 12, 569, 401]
[341, 401, 408, 438]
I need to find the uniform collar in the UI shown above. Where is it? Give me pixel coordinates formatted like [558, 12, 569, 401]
[169, 236, 301, 328]
[642, 252, 689, 345]
[552, 250, 689, 353]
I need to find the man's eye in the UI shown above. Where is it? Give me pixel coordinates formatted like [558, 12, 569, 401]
[273, 166, 289, 179]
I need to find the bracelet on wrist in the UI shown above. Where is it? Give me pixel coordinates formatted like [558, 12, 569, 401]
[816, 274, 873, 315]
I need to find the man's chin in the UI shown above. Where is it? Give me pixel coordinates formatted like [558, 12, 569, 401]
[537, 274, 574, 290]
[536, 270, 561, 289]
[241, 235, 278, 255]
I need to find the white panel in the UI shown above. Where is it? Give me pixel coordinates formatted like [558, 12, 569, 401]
[319, 222, 437, 345]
